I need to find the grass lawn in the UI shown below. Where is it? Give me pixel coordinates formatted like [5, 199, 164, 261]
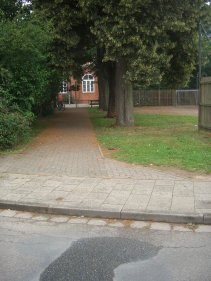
[89, 108, 211, 173]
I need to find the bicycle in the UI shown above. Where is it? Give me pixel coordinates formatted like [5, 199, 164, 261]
[57, 102, 65, 111]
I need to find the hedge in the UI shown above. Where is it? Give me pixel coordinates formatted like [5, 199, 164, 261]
[0, 111, 32, 149]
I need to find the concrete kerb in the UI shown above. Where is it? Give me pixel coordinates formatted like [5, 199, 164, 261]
[204, 214, 211, 224]
[0, 200, 49, 214]
[0, 200, 209, 225]
[121, 210, 204, 224]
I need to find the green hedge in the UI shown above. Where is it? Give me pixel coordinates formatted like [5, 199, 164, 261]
[0, 111, 32, 149]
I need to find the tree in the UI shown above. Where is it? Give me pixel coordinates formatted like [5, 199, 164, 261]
[0, 15, 55, 112]
[0, 0, 28, 20]
[33, 0, 95, 80]
[80, 0, 203, 126]
[0, 1, 63, 148]
[0, 1, 61, 115]
[34, 0, 205, 126]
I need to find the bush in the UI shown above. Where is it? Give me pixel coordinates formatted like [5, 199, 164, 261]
[0, 111, 32, 149]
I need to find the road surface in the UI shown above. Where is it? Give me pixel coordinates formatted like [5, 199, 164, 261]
[0, 213, 210, 281]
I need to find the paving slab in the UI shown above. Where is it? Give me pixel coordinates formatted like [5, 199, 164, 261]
[130, 221, 149, 229]
[150, 222, 172, 231]
[0, 209, 17, 217]
[31, 214, 49, 221]
[88, 219, 107, 226]
[14, 211, 33, 219]
[68, 217, 89, 224]
[50, 215, 69, 223]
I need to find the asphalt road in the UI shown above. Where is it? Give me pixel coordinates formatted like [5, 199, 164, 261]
[0, 215, 211, 281]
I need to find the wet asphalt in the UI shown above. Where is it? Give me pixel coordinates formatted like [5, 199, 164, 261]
[40, 237, 160, 281]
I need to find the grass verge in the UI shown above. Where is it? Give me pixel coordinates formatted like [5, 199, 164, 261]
[89, 108, 211, 173]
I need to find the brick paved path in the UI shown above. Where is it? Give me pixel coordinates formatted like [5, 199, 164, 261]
[0, 108, 210, 216]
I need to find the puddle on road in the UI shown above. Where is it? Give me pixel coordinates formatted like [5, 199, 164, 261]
[39, 237, 161, 281]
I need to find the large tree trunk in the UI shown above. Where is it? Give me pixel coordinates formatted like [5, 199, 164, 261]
[98, 73, 103, 110]
[102, 78, 109, 111]
[107, 63, 116, 118]
[97, 48, 109, 111]
[98, 70, 109, 111]
[115, 58, 134, 127]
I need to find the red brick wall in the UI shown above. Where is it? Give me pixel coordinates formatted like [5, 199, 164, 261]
[70, 76, 99, 104]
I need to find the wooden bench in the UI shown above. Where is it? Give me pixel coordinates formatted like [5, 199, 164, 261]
[89, 100, 99, 107]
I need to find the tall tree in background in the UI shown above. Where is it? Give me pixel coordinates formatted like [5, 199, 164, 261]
[80, 0, 202, 126]
[33, 0, 94, 80]
[33, 0, 113, 115]
[33, 0, 204, 126]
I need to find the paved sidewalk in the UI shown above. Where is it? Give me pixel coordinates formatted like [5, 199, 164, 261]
[0, 108, 211, 224]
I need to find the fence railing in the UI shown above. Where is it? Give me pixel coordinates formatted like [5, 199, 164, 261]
[133, 89, 198, 106]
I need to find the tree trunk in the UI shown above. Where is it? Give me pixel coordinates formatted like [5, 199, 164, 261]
[115, 58, 134, 126]
[107, 63, 116, 118]
[99, 73, 109, 111]
[102, 78, 109, 111]
[98, 72, 105, 110]
[97, 48, 109, 111]
[98, 70, 109, 111]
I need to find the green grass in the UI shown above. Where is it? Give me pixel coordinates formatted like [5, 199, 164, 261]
[89, 108, 211, 173]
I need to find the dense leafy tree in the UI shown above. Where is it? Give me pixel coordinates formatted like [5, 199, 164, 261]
[0, 13, 57, 112]
[80, 0, 204, 126]
[0, 1, 62, 148]
[33, 0, 206, 126]
[0, 0, 25, 20]
[33, 0, 94, 79]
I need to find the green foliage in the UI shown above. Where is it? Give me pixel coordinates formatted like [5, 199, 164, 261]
[202, 40, 211, 76]
[0, 110, 32, 149]
[80, 0, 203, 88]
[0, 13, 56, 112]
[0, 2, 62, 149]
[201, 2, 211, 78]
[33, 0, 94, 78]
[0, 91, 35, 149]
[34, 1, 206, 89]
[0, 0, 28, 20]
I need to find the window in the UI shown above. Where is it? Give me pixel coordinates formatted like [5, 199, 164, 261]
[61, 80, 67, 93]
[82, 74, 95, 93]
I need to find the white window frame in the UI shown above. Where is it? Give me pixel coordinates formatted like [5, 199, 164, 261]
[61, 80, 67, 94]
[82, 74, 95, 93]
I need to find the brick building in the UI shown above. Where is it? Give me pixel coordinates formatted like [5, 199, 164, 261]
[70, 73, 99, 104]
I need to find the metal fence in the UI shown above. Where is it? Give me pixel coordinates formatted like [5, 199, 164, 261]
[133, 89, 198, 106]
[175, 90, 198, 106]
[199, 77, 211, 130]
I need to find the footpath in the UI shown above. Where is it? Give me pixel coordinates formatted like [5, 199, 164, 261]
[0, 108, 210, 224]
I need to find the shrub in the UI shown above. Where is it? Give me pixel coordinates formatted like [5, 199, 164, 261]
[0, 111, 32, 149]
